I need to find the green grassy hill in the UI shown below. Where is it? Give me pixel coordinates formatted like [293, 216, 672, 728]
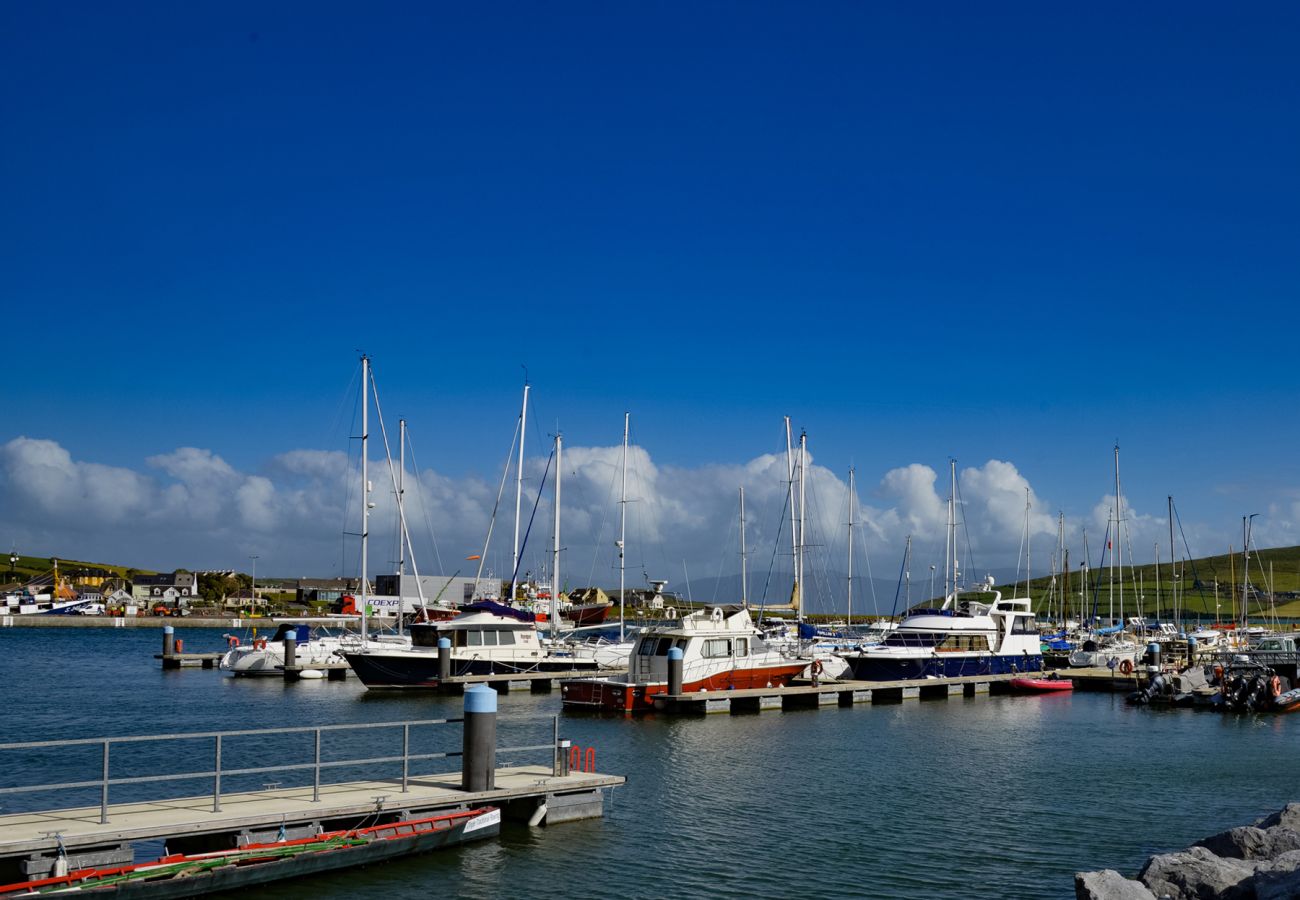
[996, 545, 1300, 621]
[2, 553, 157, 585]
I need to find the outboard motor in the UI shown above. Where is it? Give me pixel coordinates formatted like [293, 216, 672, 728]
[1128, 672, 1169, 705]
[1248, 674, 1273, 711]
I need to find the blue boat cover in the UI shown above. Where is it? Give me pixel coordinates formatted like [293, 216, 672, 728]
[460, 600, 537, 623]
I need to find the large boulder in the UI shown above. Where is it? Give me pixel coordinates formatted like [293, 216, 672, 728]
[1075, 869, 1157, 899]
[1138, 846, 1255, 899]
[1196, 825, 1284, 860]
[1249, 849, 1300, 900]
[1256, 803, 1300, 833]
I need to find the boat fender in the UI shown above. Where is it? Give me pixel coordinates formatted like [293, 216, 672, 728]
[1118, 659, 1134, 675]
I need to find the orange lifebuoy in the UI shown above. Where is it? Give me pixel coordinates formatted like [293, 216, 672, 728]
[226, 635, 240, 648]
[811, 659, 824, 675]
[1119, 659, 1134, 675]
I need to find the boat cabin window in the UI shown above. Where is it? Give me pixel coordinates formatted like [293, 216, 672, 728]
[461, 628, 518, 647]
[702, 638, 733, 658]
[882, 632, 943, 648]
[937, 634, 990, 652]
[735, 638, 749, 657]
[634, 637, 676, 658]
[1011, 616, 1038, 635]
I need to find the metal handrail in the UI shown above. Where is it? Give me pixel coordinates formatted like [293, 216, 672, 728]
[0, 714, 562, 825]
[0, 716, 461, 751]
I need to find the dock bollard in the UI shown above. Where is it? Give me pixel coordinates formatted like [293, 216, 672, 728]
[1146, 642, 1161, 672]
[557, 739, 571, 777]
[162, 625, 175, 658]
[461, 685, 497, 792]
[438, 637, 451, 682]
[1187, 635, 1197, 665]
[284, 632, 297, 669]
[668, 646, 684, 696]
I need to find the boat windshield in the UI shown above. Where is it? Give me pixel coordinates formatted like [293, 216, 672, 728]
[881, 631, 945, 648]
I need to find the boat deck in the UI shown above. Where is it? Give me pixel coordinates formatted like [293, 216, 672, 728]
[0, 766, 623, 858]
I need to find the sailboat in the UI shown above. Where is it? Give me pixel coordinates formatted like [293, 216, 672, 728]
[343, 380, 597, 689]
[561, 420, 812, 711]
[1067, 446, 1140, 670]
[839, 461, 1044, 680]
[564, 413, 642, 668]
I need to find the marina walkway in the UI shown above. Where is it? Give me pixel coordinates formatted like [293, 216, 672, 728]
[0, 766, 622, 858]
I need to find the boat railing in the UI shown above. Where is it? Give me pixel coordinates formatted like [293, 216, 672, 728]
[0, 713, 564, 825]
[1204, 649, 1300, 669]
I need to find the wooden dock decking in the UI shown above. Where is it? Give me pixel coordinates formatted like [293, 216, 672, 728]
[0, 766, 623, 860]
[654, 667, 1149, 713]
[154, 652, 224, 669]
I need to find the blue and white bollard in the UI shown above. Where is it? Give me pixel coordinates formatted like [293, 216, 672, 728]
[438, 637, 451, 683]
[462, 685, 497, 792]
[668, 646, 684, 697]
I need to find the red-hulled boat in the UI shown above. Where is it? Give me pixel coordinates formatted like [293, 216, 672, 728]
[560, 606, 807, 714]
[1009, 676, 1074, 693]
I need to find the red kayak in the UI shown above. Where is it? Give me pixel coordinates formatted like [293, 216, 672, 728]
[1010, 677, 1074, 693]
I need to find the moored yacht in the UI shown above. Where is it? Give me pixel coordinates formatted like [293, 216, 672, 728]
[560, 606, 808, 713]
[839, 578, 1043, 680]
[343, 602, 599, 689]
[220, 620, 355, 676]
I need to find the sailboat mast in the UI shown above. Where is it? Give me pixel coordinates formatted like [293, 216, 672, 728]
[847, 467, 855, 628]
[1168, 496, 1177, 625]
[739, 486, 748, 609]
[398, 418, 406, 580]
[360, 354, 370, 645]
[1023, 488, 1031, 601]
[1114, 444, 1123, 626]
[510, 384, 530, 605]
[396, 417, 406, 636]
[904, 534, 912, 607]
[551, 432, 561, 637]
[785, 417, 797, 607]
[798, 431, 807, 623]
[369, 375, 427, 624]
[1063, 547, 1070, 626]
[1151, 542, 1161, 624]
[619, 413, 629, 643]
[1242, 515, 1256, 631]
[945, 460, 957, 598]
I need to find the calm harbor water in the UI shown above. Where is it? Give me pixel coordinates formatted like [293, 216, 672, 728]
[4, 626, 1299, 899]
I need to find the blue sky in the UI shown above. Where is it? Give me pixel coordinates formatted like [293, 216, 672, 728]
[3, 3, 1299, 602]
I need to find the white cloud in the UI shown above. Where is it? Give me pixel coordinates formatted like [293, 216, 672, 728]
[1, 435, 1295, 610]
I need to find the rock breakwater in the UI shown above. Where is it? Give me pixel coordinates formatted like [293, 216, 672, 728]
[1076, 804, 1300, 899]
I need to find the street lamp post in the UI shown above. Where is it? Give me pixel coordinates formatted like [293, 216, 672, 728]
[249, 555, 259, 610]
[929, 565, 936, 603]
